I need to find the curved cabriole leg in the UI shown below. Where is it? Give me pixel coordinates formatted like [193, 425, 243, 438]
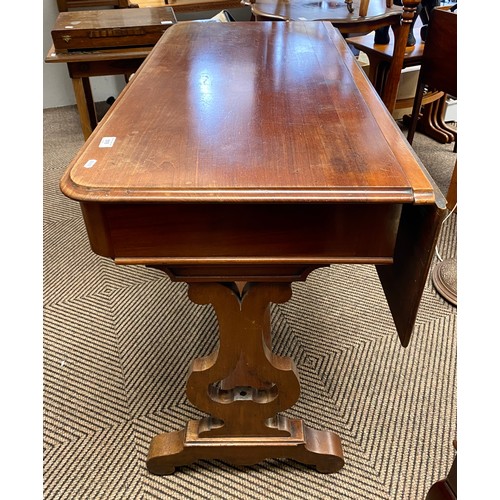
[146, 281, 344, 474]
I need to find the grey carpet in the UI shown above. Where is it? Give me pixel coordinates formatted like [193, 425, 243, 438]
[43, 103, 457, 499]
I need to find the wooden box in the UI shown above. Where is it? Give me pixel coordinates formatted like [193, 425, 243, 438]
[51, 6, 177, 51]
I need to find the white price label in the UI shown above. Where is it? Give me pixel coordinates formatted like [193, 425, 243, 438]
[99, 137, 116, 148]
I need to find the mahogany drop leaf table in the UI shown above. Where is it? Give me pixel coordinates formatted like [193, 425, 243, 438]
[60, 20, 446, 475]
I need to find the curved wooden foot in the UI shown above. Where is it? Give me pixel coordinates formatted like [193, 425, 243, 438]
[147, 416, 344, 475]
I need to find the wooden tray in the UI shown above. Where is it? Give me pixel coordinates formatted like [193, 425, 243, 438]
[51, 6, 177, 51]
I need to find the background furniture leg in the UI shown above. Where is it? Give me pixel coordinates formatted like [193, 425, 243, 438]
[71, 77, 95, 140]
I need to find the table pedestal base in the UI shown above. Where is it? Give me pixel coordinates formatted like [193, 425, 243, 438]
[145, 278, 344, 474]
[147, 416, 344, 474]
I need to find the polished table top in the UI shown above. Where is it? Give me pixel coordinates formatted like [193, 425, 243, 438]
[61, 20, 434, 204]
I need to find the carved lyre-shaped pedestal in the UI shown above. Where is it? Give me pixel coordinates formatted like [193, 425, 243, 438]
[146, 281, 344, 475]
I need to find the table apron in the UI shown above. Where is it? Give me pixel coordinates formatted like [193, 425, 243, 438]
[80, 201, 403, 269]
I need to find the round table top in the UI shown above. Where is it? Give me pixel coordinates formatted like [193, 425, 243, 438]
[248, 0, 402, 24]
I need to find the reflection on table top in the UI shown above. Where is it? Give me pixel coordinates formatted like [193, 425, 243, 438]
[61, 21, 436, 205]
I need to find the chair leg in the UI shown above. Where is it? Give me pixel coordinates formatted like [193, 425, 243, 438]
[407, 83, 424, 145]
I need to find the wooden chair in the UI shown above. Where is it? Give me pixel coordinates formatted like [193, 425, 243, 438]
[347, 15, 446, 124]
[406, 7, 457, 145]
[56, 0, 132, 11]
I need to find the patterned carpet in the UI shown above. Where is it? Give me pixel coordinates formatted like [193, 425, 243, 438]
[43, 104, 457, 499]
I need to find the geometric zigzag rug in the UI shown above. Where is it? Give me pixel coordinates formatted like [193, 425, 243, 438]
[44, 104, 457, 499]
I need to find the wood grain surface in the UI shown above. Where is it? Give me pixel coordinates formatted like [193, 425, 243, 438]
[60, 21, 436, 204]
